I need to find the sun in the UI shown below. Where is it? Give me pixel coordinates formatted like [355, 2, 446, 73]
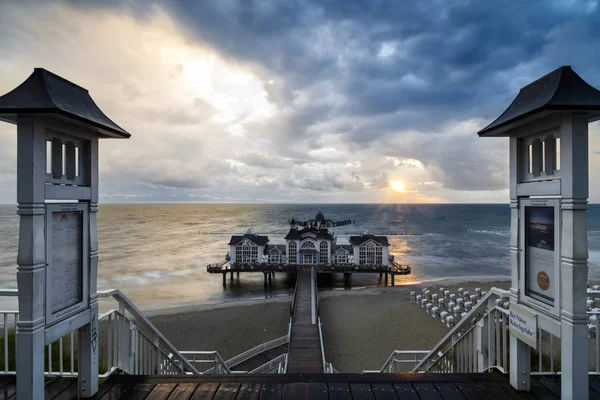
[390, 180, 405, 192]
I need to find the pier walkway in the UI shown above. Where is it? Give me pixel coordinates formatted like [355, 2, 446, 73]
[286, 267, 324, 374]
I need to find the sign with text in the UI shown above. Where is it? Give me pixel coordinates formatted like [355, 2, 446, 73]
[525, 206, 555, 306]
[509, 304, 538, 349]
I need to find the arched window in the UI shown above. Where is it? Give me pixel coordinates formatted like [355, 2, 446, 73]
[301, 241, 315, 248]
[319, 242, 328, 264]
[335, 250, 347, 264]
[359, 242, 382, 265]
[236, 239, 258, 263]
[288, 241, 297, 264]
[269, 249, 280, 263]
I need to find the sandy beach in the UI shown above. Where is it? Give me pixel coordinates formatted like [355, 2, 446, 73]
[147, 276, 510, 371]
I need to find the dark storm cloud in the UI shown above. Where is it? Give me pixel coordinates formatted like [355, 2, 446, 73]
[63, 0, 600, 192]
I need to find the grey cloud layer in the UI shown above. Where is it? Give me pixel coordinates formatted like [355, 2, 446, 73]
[1, 0, 600, 203]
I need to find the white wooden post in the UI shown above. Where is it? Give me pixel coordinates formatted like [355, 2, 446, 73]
[15, 117, 46, 400]
[559, 113, 589, 400]
[0, 69, 131, 400]
[78, 137, 99, 397]
[508, 137, 531, 390]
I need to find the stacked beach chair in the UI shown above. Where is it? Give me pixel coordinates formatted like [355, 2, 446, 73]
[587, 285, 600, 338]
[410, 286, 500, 328]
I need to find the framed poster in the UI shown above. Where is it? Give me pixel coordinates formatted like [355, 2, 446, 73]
[45, 203, 89, 325]
[519, 198, 560, 318]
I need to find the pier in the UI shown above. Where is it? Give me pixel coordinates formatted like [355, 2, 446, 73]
[208, 262, 411, 288]
[287, 267, 323, 373]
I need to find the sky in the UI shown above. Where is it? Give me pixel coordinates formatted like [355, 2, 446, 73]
[1, 1, 600, 204]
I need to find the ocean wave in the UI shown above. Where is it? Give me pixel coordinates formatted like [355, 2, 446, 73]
[467, 229, 510, 236]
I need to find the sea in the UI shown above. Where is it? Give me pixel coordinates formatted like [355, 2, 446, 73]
[2, 203, 600, 312]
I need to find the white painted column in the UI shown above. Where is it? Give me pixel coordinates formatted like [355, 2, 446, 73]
[508, 135, 531, 390]
[560, 114, 589, 400]
[79, 138, 99, 398]
[15, 117, 46, 400]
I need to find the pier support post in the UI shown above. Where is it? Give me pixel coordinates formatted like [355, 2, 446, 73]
[223, 273, 226, 287]
[348, 273, 352, 288]
[230, 271, 233, 281]
[379, 272, 383, 279]
[391, 274, 395, 287]
[384, 273, 389, 286]
[268, 272, 272, 286]
[264, 272, 268, 287]
[237, 272, 239, 279]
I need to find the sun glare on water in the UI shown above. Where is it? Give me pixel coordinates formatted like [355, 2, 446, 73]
[390, 180, 405, 192]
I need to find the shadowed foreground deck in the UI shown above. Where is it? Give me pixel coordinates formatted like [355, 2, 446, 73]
[4, 373, 600, 400]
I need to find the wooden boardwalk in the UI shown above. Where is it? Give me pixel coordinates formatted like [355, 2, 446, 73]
[286, 267, 323, 374]
[7, 373, 600, 399]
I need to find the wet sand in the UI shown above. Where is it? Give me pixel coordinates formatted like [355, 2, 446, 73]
[147, 276, 510, 370]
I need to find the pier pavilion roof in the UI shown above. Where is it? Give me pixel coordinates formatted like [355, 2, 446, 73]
[349, 234, 389, 246]
[285, 226, 334, 241]
[228, 232, 269, 246]
[266, 244, 286, 254]
[478, 66, 600, 137]
[0, 68, 130, 138]
[332, 244, 352, 252]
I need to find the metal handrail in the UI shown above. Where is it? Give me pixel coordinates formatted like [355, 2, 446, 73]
[317, 317, 328, 373]
[290, 269, 301, 319]
[223, 335, 288, 369]
[178, 351, 231, 374]
[364, 350, 430, 374]
[412, 287, 510, 372]
[249, 353, 288, 374]
[97, 289, 199, 374]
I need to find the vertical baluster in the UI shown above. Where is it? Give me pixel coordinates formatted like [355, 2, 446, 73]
[59, 337, 63, 374]
[538, 328, 542, 372]
[495, 311, 500, 369]
[502, 313, 507, 371]
[14, 313, 18, 373]
[596, 315, 600, 373]
[4, 314, 8, 373]
[48, 343, 52, 375]
[550, 334, 555, 374]
[107, 313, 112, 372]
[70, 331, 74, 375]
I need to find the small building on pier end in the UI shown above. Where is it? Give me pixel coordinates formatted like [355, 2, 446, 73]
[227, 210, 391, 267]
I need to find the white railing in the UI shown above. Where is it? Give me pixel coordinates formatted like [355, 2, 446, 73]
[224, 335, 288, 370]
[317, 317, 331, 373]
[0, 289, 200, 377]
[362, 350, 430, 374]
[412, 288, 510, 373]
[249, 353, 288, 374]
[177, 351, 231, 374]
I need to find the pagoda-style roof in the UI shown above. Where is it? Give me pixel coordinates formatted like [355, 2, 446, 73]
[228, 232, 269, 246]
[349, 234, 389, 246]
[0, 68, 130, 138]
[478, 66, 600, 137]
[285, 226, 334, 241]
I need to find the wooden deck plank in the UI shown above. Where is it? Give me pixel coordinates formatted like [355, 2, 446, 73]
[328, 383, 352, 400]
[371, 383, 399, 400]
[454, 382, 489, 400]
[259, 383, 283, 400]
[282, 382, 307, 400]
[236, 383, 262, 400]
[0, 381, 15, 400]
[146, 383, 177, 400]
[349, 383, 375, 400]
[474, 383, 513, 400]
[189, 383, 220, 400]
[213, 383, 240, 400]
[392, 383, 421, 400]
[53, 381, 78, 400]
[434, 383, 467, 400]
[306, 383, 328, 400]
[413, 383, 443, 400]
[528, 380, 559, 400]
[93, 383, 133, 400]
[167, 383, 199, 400]
[44, 379, 75, 399]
